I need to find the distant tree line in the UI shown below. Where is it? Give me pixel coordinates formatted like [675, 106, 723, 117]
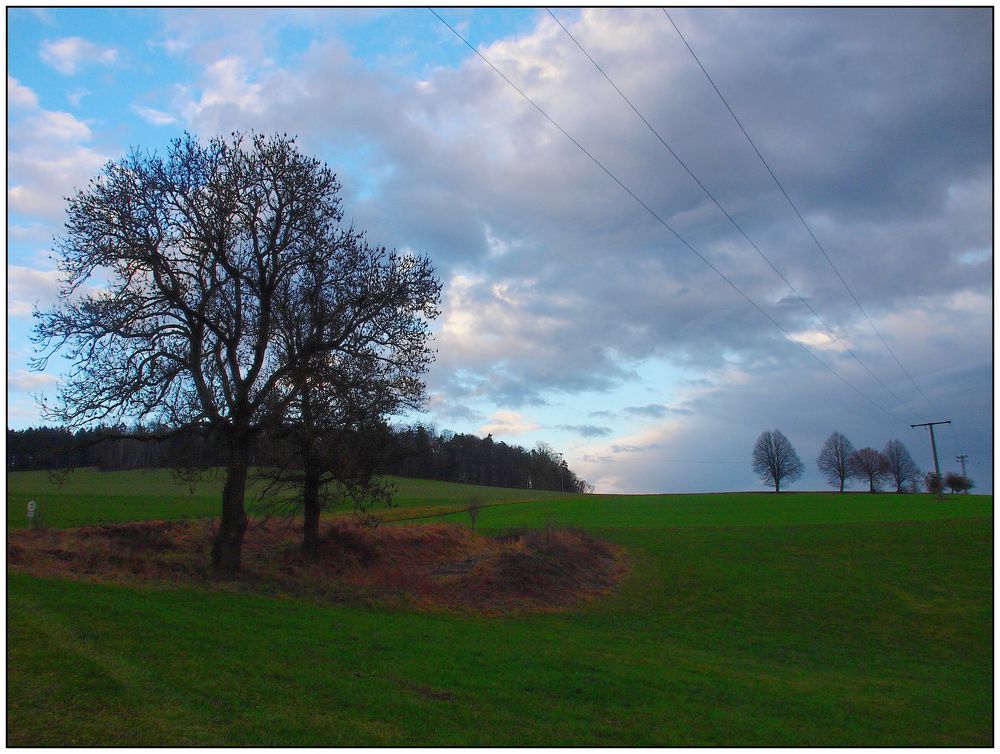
[752, 428, 973, 493]
[384, 427, 593, 493]
[6, 423, 593, 494]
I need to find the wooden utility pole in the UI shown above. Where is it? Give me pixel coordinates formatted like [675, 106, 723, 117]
[911, 420, 950, 497]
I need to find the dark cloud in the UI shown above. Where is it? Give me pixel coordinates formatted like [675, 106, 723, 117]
[623, 404, 693, 418]
[556, 424, 613, 438]
[178, 10, 989, 397]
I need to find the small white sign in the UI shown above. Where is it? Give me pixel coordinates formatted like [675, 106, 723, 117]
[27, 500, 36, 514]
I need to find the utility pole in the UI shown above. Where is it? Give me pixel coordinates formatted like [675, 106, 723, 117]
[956, 454, 969, 490]
[911, 420, 950, 497]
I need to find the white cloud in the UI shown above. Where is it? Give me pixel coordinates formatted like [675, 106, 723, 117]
[484, 224, 519, 258]
[789, 329, 846, 352]
[8, 78, 109, 221]
[26, 110, 92, 142]
[9, 370, 58, 391]
[131, 104, 176, 126]
[153, 37, 191, 56]
[40, 36, 119, 75]
[29, 8, 55, 25]
[479, 410, 540, 437]
[436, 273, 560, 364]
[8, 75, 39, 110]
[8, 223, 53, 242]
[8, 266, 63, 317]
[67, 88, 90, 107]
[180, 56, 266, 124]
[8, 146, 109, 219]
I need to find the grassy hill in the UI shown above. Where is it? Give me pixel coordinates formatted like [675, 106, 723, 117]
[6, 469, 993, 745]
[6, 468, 567, 529]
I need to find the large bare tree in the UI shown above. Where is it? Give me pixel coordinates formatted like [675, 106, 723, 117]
[848, 447, 889, 493]
[752, 429, 804, 493]
[882, 439, 921, 493]
[32, 132, 434, 572]
[817, 431, 854, 492]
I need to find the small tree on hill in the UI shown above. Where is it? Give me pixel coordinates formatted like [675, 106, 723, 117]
[752, 429, 804, 493]
[944, 471, 974, 494]
[882, 439, 921, 493]
[849, 447, 889, 492]
[924, 471, 944, 495]
[817, 431, 854, 492]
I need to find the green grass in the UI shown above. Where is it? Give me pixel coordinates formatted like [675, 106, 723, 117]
[6, 470, 993, 745]
[6, 468, 566, 529]
[436, 489, 992, 529]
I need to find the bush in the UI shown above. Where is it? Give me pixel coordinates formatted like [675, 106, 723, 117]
[944, 472, 974, 494]
[924, 472, 944, 495]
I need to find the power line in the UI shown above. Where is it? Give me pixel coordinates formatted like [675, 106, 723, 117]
[662, 8, 967, 455]
[428, 8, 908, 429]
[545, 8, 910, 412]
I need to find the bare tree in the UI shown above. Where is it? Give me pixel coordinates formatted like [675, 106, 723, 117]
[262, 243, 440, 554]
[752, 429, 804, 492]
[817, 431, 854, 492]
[848, 447, 889, 492]
[882, 439, 921, 493]
[32, 132, 412, 572]
[944, 471, 974, 494]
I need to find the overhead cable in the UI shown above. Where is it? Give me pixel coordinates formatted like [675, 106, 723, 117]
[545, 8, 910, 412]
[428, 8, 910, 430]
[662, 8, 967, 455]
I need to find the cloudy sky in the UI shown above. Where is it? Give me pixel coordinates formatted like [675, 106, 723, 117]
[7, 7, 992, 493]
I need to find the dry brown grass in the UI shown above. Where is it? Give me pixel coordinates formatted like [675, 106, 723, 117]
[7, 520, 627, 614]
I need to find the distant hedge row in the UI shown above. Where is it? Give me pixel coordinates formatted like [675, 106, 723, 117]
[6, 424, 591, 494]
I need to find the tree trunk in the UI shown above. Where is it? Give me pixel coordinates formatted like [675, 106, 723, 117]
[212, 431, 250, 573]
[775, 479, 780, 493]
[302, 468, 322, 556]
[839, 478, 845, 493]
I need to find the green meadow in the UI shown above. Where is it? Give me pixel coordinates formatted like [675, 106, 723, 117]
[5, 469, 565, 529]
[6, 469, 993, 745]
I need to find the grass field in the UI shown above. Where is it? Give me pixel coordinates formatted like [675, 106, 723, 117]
[5, 468, 566, 529]
[6, 469, 993, 745]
